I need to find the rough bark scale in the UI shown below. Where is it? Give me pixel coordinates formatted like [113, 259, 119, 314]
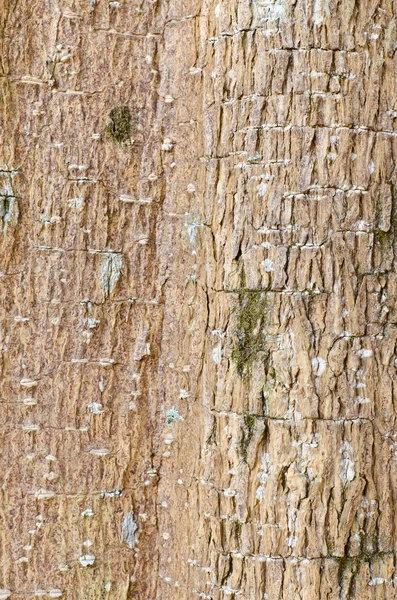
[1, 0, 397, 598]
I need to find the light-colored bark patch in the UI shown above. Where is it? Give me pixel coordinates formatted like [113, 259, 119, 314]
[122, 512, 138, 549]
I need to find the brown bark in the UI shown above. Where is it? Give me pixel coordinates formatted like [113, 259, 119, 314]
[1, 0, 397, 598]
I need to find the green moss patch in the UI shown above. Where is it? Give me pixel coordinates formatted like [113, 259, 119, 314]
[106, 106, 132, 143]
[238, 413, 256, 462]
[231, 290, 269, 377]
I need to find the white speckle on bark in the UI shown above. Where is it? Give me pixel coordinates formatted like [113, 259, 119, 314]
[101, 488, 122, 498]
[100, 252, 123, 297]
[257, 182, 268, 197]
[185, 214, 204, 247]
[311, 357, 326, 376]
[356, 396, 370, 404]
[88, 402, 104, 414]
[58, 564, 70, 571]
[36, 489, 56, 500]
[134, 326, 150, 360]
[261, 259, 274, 272]
[0, 590, 11, 599]
[339, 442, 355, 485]
[0, 168, 19, 231]
[79, 555, 95, 567]
[122, 512, 138, 548]
[313, 0, 329, 25]
[89, 448, 110, 456]
[68, 197, 84, 209]
[256, 453, 275, 499]
[164, 433, 174, 445]
[86, 317, 100, 329]
[212, 344, 222, 364]
[369, 578, 386, 585]
[98, 358, 115, 367]
[254, 0, 287, 23]
[287, 535, 298, 547]
[353, 220, 370, 232]
[22, 424, 40, 431]
[220, 587, 240, 596]
[20, 378, 38, 388]
[23, 397, 37, 406]
[14, 315, 29, 322]
[256, 486, 265, 500]
[162, 138, 174, 151]
[68, 164, 88, 171]
[357, 348, 372, 358]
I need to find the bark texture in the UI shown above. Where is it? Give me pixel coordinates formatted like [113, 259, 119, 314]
[1, 0, 397, 598]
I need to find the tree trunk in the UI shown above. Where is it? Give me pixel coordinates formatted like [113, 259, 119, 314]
[1, 0, 397, 598]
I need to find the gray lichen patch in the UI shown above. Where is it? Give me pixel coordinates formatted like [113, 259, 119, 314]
[0, 168, 19, 233]
[106, 106, 133, 143]
[0, 195, 17, 226]
[253, 0, 288, 23]
[247, 152, 262, 164]
[100, 252, 123, 297]
[121, 512, 138, 549]
[166, 406, 182, 427]
[184, 213, 205, 248]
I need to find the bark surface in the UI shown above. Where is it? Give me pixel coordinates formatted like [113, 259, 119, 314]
[1, 0, 397, 598]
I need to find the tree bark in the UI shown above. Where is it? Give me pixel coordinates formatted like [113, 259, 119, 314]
[1, 0, 397, 598]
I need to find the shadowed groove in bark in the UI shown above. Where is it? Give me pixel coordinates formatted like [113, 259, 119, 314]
[238, 412, 256, 462]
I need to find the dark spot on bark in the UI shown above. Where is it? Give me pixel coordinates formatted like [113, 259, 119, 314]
[106, 106, 132, 143]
